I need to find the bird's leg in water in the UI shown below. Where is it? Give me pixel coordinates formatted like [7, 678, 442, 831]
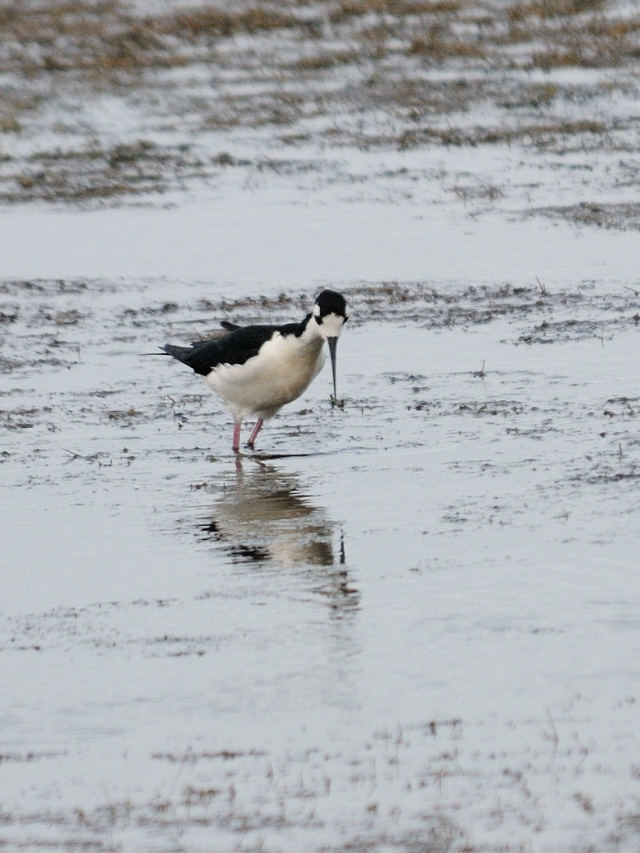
[247, 418, 264, 449]
[233, 422, 241, 452]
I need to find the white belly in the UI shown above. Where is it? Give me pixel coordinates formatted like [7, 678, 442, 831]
[205, 335, 326, 422]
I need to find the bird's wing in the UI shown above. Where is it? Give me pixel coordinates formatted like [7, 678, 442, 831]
[163, 325, 279, 376]
[220, 320, 241, 331]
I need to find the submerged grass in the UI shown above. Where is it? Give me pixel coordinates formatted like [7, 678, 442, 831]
[328, 0, 463, 21]
[0, 1, 300, 72]
[0, 139, 206, 203]
[0, 0, 639, 209]
[0, 0, 637, 86]
[4, 274, 640, 851]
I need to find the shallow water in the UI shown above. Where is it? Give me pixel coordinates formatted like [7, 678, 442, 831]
[3, 273, 640, 850]
[3, 1, 640, 849]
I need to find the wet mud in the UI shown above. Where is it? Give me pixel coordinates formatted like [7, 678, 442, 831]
[0, 0, 639, 229]
[3, 272, 640, 849]
[3, 1, 640, 851]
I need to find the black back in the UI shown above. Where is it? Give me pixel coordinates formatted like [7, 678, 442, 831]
[162, 318, 310, 376]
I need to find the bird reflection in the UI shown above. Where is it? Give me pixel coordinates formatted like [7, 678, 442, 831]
[194, 460, 358, 616]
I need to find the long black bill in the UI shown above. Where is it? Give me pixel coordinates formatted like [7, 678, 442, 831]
[327, 336, 338, 400]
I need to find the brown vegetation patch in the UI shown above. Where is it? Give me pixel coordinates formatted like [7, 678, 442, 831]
[533, 201, 640, 230]
[328, 0, 461, 22]
[0, 139, 208, 204]
[407, 31, 486, 60]
[1, 0, 639, 206]
[397, 118, 607, 149]
[507, 0, 605, 19]
[294, 50, 357, 70]
[152, 7, 299, 40]
[0, 2, 301, 73]
[0, 1, 171, 73]
[1, 0, 634, 82]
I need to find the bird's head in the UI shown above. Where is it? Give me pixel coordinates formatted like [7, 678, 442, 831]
[312, 290, 348, 403]
[312, 290, 348, 339]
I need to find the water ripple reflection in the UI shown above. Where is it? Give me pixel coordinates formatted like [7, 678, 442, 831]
[191, 460, 358, 616]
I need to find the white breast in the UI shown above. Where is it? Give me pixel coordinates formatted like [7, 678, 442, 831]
[205, 333, 326, 422]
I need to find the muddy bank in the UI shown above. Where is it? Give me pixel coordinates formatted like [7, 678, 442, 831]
[0, 0, 639, 231]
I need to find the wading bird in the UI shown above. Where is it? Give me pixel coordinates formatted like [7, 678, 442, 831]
[160, 290, 348, 452]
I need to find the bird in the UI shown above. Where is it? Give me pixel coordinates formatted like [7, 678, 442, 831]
[160, 290, 348, 452]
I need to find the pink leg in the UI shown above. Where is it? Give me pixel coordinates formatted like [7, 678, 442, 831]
[232, 421, 241, 452]
[247, 418, 264, 449]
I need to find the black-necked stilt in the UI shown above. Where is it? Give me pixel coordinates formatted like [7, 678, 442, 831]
[160, 290, 348, 452]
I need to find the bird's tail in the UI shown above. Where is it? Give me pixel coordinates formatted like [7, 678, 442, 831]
[141, 345, 193, 362]
[159, 344, 195, 365]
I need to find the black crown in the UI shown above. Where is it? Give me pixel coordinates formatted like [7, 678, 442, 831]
[315, 289, 347, 319]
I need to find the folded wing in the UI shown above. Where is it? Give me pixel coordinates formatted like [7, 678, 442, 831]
[162, 325, 279, 376]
